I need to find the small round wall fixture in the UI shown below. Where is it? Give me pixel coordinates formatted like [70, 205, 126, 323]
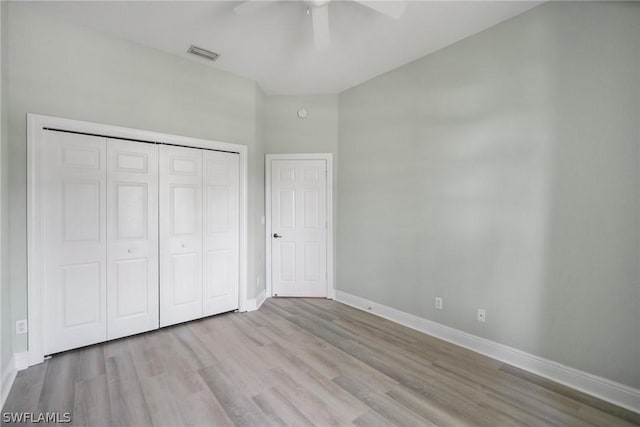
[297, 108, 308, 119]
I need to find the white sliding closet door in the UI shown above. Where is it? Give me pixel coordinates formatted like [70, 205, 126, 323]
[106, 140, 159, 339]
[159, 145, 203, 327]
[43, 131, 107, 355]
[203, 151, 239, 316]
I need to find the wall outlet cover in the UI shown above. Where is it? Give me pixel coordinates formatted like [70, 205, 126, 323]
[16, 319, 28, 334]
[477, 309, 486, 323]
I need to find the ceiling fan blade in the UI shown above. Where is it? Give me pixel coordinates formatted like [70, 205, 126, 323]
[233, 0, 277, 16]
[354, 0, 407, 19]
[311, 5, 330, 50]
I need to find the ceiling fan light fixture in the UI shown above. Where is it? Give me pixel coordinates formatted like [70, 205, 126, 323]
[233, 0, 407, 51]
[187, 45, 220, 62]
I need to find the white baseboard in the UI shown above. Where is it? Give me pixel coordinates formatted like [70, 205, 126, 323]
[1, 351, 38, 409]
[14, 352, 29, 371]
[1, 355, 17, 410]
[256, 290, 268, 310]
[246, 289, 268, 312]
[335, 290, 640, 414]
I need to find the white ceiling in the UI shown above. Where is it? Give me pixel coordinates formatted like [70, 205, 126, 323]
[25, 1, 542, 94]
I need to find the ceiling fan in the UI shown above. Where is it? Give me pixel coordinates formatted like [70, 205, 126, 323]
[233, 0, 408, 50]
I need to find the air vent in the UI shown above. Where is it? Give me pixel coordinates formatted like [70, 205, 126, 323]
[187, 45, 220, 62]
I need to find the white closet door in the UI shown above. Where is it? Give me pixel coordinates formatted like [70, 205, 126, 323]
[203, 151, 239, 316]
[106, 140, 159, 339]
[159, 145, 203, 327]
[43, 131, 107, 355]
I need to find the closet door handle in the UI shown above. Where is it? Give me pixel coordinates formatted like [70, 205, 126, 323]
[273, 233, 282, 239]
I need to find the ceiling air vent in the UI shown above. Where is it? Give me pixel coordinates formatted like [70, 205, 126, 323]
[187, 45, 220, 62]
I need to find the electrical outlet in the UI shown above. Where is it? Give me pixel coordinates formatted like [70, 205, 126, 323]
[477, 309, 486, 323]
[16, 319, 28, 335]
[435, 297, 443, 310]
[256, 276, 261, 289]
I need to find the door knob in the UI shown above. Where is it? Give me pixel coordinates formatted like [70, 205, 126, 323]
[273, 233, 282, 239]
[127, 248, 133, 254]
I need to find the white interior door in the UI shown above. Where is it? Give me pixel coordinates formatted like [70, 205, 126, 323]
[159, 145, 203, 327]
[203, 150, 240, 315]
[106, 140, 159, 339]
[271, 159, 327, 297]
[43, 131, 107, 354]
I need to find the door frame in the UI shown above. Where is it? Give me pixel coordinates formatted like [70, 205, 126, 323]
[27, 113, 249, 366]
[265, 153, 334, 299]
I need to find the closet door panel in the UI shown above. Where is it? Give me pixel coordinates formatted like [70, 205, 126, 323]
[159, 145, 203, 327]
[203, 151, 240, 315]
[106, 140, 159, 340]
[43, 131, 107, 355]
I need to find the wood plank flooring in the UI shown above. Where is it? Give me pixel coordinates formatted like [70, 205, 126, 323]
[3, 298, 639, 426]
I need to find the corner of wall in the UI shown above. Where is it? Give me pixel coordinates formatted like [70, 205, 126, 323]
[250, 84, 266, 300]
[0, 0, 15, 409]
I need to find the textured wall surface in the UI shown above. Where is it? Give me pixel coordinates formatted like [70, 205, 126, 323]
[1, 0, 12, 381]
[338, 2, 640, 387]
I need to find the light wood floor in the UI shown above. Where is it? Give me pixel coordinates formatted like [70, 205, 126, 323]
[3, 298, 639, 426]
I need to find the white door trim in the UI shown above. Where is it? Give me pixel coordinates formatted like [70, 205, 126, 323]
[27, 113, 249, 366]
[265, 153, 334, 299]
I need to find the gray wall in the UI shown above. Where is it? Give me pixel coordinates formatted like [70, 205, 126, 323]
[1, 0, 12, 379]
[264, 95, 339, 156]
[7, 3, 264, 353]
[338, 1, 640, 388]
